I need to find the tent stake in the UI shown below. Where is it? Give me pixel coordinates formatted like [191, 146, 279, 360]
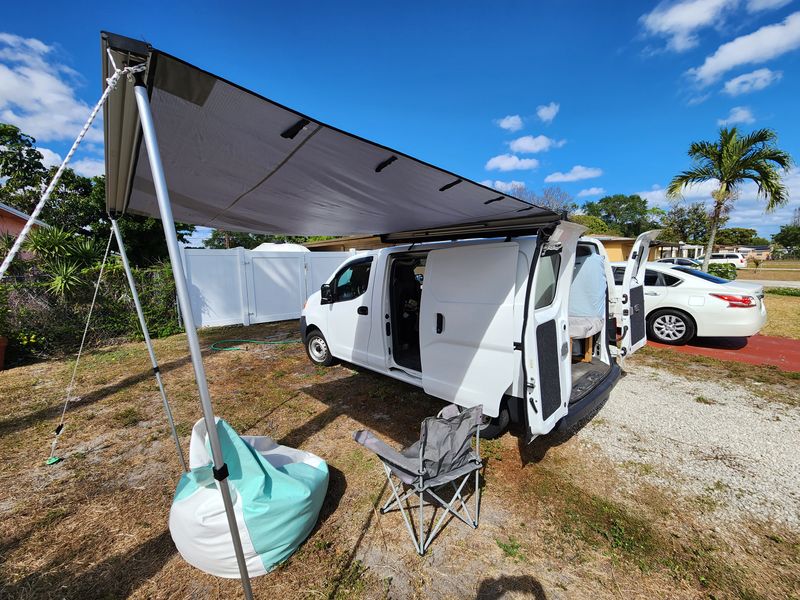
[133, 85, 254, 600]
[111, 218, 188, 472]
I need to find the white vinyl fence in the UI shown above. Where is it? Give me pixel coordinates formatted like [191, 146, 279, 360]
[179, 248, 353, 328]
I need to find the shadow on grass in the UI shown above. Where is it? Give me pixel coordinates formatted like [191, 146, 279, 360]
[0, 530, 175, 600]
[0, 354, 192, 437]
[476, 575, 548, 599]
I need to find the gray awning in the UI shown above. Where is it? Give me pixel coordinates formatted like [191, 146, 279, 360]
[102, 32, 559, 237]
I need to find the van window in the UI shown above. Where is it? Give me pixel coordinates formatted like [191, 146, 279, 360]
[333, 258, 373, 302]
[613, 266, 625, 286]
[534, 252, 561, 308]
[711, 253, 724, 259]
[726, 254, 739, 259]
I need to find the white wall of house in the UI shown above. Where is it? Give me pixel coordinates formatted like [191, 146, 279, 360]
[179, 248, 353, 328]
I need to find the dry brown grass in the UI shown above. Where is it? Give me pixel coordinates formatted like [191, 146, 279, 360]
[1, 321, 797, 599]
[762, 294, 800, 340]
[738, 269, 800, 281]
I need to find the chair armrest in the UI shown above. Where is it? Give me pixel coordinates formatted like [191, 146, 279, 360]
[353, 430, 419, 474]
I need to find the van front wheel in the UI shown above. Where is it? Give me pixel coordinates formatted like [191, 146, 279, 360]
[306, 331, 335, 366]
[479, 407, 510, 439]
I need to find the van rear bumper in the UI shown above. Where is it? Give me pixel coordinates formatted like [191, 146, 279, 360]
[556, 362, 621, 432]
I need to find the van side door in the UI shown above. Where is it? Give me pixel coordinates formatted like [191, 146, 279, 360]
[324, 256, 374, 365]
[618, 230, 660, 356]
[419, 242, 518, 417]
[522, 221, 584, 438]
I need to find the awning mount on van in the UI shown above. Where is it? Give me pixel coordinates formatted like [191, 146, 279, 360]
[101, 31, 560, 237]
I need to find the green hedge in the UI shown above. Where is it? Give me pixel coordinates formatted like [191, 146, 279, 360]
[0, 262, 182, 364]
[707, 263, 737, 280]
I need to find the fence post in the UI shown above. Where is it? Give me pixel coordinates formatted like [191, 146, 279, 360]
[238, 247, 251, 327]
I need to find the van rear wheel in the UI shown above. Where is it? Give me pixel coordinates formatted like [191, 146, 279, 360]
[479, 407, 510, 439]
[306, 330, 335, 366]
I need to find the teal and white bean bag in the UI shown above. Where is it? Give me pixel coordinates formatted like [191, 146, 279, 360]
[169, 418, 328, 577]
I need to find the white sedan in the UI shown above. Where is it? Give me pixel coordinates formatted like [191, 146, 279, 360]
[611, 262, 767, 345]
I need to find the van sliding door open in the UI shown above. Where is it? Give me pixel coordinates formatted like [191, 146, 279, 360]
[522, 222, 584, 438]
[619, 230, 660, 357]
[419, 243, 518, 417]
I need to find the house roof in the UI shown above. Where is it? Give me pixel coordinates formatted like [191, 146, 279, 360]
[0, 201, 46, 227]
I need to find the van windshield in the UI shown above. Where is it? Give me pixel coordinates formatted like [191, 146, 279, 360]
[672, 266, 729, 284]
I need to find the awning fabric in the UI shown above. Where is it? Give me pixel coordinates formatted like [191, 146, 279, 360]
[102, 32, 559, 237]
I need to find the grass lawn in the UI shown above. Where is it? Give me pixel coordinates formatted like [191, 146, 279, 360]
[1, 321, 798, 599]
[762, 294, 800, 340]
[738, 268, 800, 281]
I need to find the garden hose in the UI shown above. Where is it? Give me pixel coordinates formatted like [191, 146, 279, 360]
[210, 336, 302, 352]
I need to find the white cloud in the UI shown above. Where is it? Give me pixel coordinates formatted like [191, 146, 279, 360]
[496, 114, 524, 132]
[536, 102, 559, 123]
[746, 0, 793, 12]
[0, 32, 103, 143]
[637, 180, 719, 207]
[544, 165, 603, 182]
[640, 0, 735, 52]
[480, 179, 526, 193]
[722, 67, 782, 95]
[37, 147, 62, 168]
[689, 12, 800, 85]
[718, 105, 755, 125]
[485, 154, 540, 172]
[577, 187, 606, 197]
[71, 157, 105, 178]
[508, 135, 565, 154]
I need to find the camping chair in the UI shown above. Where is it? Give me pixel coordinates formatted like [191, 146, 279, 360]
[353, 404, 483, 555]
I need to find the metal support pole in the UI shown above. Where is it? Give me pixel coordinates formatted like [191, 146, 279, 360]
[111, 218, 188, 472]
[133, 85, 254, 600]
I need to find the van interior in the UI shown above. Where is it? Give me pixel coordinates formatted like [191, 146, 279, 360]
[387, 241, 612, 404]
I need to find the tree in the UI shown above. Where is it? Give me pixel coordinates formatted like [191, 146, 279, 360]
[659, 201, 717, 244]
[714, 227, 759, 246]
[584, 194, 661, 237]
[0, 124, 47, 211]
[515, 186, 577, 215]
[773, 224, 800, 251]
[568, 214, 619, 235]
[203, 230, 334, 249]
[667, 127, 793, 271]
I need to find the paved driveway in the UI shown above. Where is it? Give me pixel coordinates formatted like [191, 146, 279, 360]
[648, 334, 800, 372]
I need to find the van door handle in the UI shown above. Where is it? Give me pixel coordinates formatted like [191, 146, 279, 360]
[436, 313, 444, 334]
[357, 306, 368, 315]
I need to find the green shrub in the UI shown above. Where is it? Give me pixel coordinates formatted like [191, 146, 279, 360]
[0, 284, 9, 338]
[3, 263, 181, 364]
[766, 287, 800, 297]
[707, 263, 737, 280]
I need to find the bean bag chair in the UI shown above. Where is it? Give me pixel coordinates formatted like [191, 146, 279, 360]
[169, 418, 328, 577]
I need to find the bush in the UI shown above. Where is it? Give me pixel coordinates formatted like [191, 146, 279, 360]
[3, 262, 181, 364]
[766, 287, 800, 297]
[707, 263, 737, 280]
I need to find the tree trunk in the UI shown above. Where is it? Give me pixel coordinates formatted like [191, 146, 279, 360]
[702, 201, 723, 272]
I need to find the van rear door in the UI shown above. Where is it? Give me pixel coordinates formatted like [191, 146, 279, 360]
[419, 242, 518, 416]
[521, 222, 584, 438]
[619, 230, 660, 356]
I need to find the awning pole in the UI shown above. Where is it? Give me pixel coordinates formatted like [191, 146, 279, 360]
[133, 85, 254, 600]
[110, 218, 188, 472]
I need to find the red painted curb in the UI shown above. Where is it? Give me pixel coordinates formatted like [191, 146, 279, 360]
[648, 334, 800, 372]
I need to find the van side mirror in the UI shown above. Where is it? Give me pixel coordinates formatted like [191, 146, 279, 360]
[321, 283, 333, 304]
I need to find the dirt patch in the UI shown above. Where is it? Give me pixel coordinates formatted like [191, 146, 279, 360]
[1, 321, 797, 599]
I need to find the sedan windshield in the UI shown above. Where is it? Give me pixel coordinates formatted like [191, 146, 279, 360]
[673, 266, 729, 284]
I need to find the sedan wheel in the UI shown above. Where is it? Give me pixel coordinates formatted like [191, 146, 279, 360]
[647, 309, 696, 345]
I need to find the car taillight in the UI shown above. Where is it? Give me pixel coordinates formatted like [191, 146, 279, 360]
[710, 293, 755, 308]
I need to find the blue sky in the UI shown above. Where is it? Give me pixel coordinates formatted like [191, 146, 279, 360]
[1, 0, 799, 242]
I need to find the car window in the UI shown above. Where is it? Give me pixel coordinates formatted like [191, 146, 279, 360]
[644, 269, 662, 286]
[333, 258, 373, 302]
[534, 252, 561, 308]
[663, 273, 682, 286]
[672, 266, 729, 283]
[613, 266, 625, 286]
[711, 253, 724, 259]
[726, 254, 738, 259]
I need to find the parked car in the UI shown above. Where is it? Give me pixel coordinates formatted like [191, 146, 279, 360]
[610, 262, 766, 345]
[696, 252, 747, 269]
[656, 257, 701, 268]
[302, 223, 659, 441]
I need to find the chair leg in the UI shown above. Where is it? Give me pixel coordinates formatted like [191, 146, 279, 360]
[475, 469, 481, 527]
[382, 463, 421, 554]
[418, 489, 425, 556]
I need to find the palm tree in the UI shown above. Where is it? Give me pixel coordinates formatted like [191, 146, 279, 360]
[667, 127, 793, 272]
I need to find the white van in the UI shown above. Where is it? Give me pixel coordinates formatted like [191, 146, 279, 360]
[301, 222, 658, 440]
[696, 252, 747, 269]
